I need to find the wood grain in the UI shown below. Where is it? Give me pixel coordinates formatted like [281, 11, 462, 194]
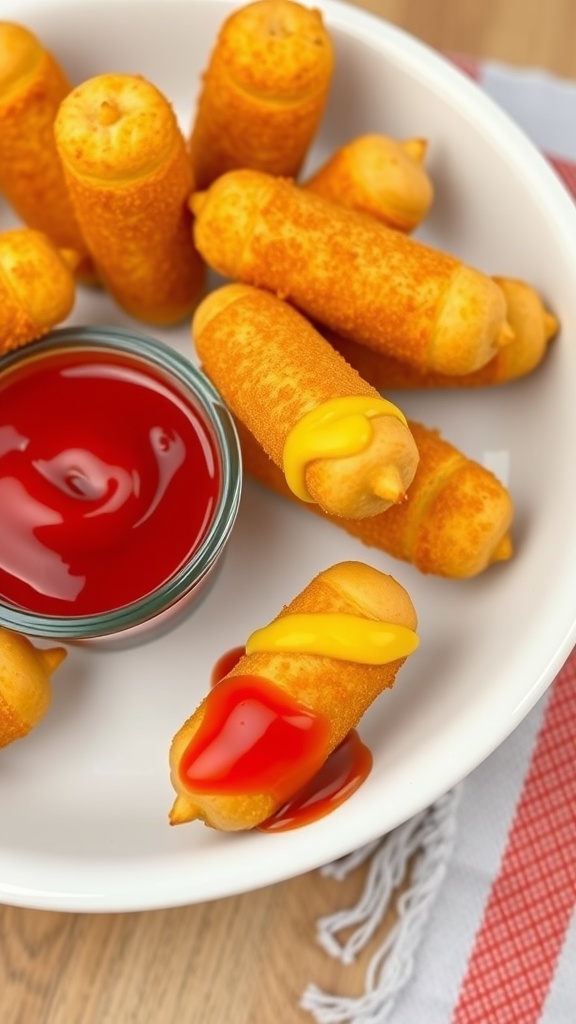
[356, 0, 576, 76]
[2, 2, 576, 1023]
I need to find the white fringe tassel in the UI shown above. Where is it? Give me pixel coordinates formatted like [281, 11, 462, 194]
[300, 785, 463, 1024]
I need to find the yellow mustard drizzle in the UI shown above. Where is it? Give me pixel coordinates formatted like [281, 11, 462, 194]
[245, 613, 419, 665]
[282, 395, 408, 502]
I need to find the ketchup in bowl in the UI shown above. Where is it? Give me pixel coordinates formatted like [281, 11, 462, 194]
[0, 327, 242, 643]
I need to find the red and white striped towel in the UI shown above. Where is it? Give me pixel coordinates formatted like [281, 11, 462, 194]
[303, 58, 576, 1024]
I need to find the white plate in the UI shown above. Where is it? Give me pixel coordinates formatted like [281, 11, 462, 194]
[2, 0, 576, 913]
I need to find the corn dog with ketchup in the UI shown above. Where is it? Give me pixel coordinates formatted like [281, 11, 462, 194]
[191, 169, 513, 376]
[54, 73, 204, 325]
[237, 418, 513, 579]
[0, 228, 77, 354]
[169, 560, 418, 831]
[326, 277, 559, 389]
[303, 134, 434, 232]
[0, 22, 93, 282]
[192, 283, 419, 519]
[188, 0, 334, 189]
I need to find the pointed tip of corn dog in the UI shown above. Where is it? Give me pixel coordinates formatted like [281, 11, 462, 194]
[371, 465, 406, 505]
[169, 794, 201, 826]
[39, 647, 68, 675]
[544, 311, 559, 342]
[58, 247, 82, 273]
[490, 533, 513, 564]
[496, 320, 515, 349]
[189, 190, 207, 218]
[401, 138, 428, 163]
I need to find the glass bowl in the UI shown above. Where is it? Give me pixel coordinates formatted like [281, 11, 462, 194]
[0, 325, 242, 644]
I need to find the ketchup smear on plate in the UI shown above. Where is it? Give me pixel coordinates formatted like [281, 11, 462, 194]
[0, 348, 220, 615]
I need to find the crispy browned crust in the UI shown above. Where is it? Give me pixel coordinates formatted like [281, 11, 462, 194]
[0, 629, 67, 748]
[189, 0, 334, 188]
[192, 283, 419, 519]
[326, 277, 558, 388]
[169, 561, 417, 830]
[0, 23, 93, 279]
[0, 228, 77, 353]
[191, 169, 510, 375]
[303, 135, 434, 232]
[54, 73, 205, 324]
[237, 418, 513, 579]
[193, 283, 385, 463]
[0, 690, 28, 748]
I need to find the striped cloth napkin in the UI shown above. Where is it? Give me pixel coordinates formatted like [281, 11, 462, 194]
[301, 57, 576, 1024]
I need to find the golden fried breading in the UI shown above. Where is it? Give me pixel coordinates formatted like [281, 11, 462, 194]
[189, 0, 334, 188]
[0, 227, 77, 354]
[303, 134, 434, 232]
[0, 628, 67, 748]
[238, 418, 513, 578]
[169, 561, 418, 831]
[0, 22, 93, 281]
[54, 73, 205, 324]
[327, 277, 558, 388]
[193, 283, 419, 519]
[191, 169, 513, 375]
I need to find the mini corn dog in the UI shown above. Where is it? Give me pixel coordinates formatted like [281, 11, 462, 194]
[0, 22, 93, 281]
[192, 283, 419, 519]
[327, 277, 559, 389]
[0, 628, 67, 748]
[54, 73, 205, 325]
[191, 169, 513, 375]
[303, 134, 434, 232]
[236, 418, 513, 578]
[169, 560, 418, 831]
[188, 0, 334, 189]
[0, 228, 77, 354]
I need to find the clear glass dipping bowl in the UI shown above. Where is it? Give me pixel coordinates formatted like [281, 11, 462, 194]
[0, 325, 243, 645]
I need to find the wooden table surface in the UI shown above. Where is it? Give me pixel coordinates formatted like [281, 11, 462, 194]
[3, 2, 576, 1023]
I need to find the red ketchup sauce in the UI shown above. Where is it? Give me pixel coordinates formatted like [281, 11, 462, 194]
[210, 645, 246, 687]
[259, 729, 373, 833]
[179, 674, 332, 805]
[180, 646, 373, 831]
[0, 348, 220, 615]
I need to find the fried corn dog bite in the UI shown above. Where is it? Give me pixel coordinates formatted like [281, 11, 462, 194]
[303, 134, 434, 232]
[191, 169, 513, 376]
[0, 628, 67, 748]
[236, 418, 513, 578]
[192, 283, 419, 519]
[0, 228, 77, 354]
[188, 0, 334, 189]
[0, 22, 93, 282]
[169, 560, 418, 831]
[327, 277, 559, 389]
[54, 73, 205, 325]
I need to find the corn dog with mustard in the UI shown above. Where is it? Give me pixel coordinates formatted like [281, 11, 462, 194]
[169, 560, 418, 831]
[193, 283, 419, 519]
[0, 228, 77, 354]
[237, 418, 513, 578]
[54, 73, 205, 325]
[191, 169, 513, 376]
[327, 277, 559, 389]
[303, 135, 434, 232]
[188, 0, 334, 189]
[0, 628, 67, 748]
[0, 22, 93, 282]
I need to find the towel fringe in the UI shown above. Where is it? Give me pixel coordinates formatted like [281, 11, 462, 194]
[300, 785, 463, 1023]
